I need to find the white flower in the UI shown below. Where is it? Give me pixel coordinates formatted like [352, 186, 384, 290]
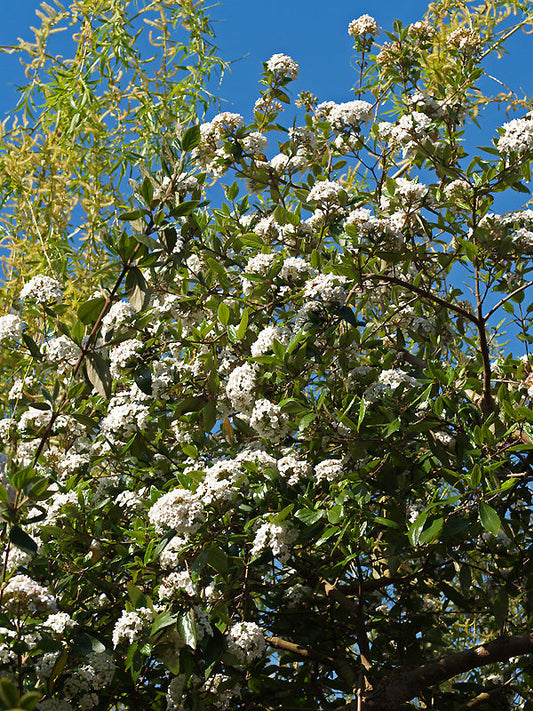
[249, 399, 289, 442]
[158, 570, 196, 599]
[148, 488, 205, 536]
[363, 368, 420, 404]
[328, 101, 373, 131]
[226, 363, 258, 413]
[277, 454, 311, 485]
[109, 339, 143, 379]
[307, 180, 343, 205]
[226, 621, 266, 664]
[279, 256, 314, 281]
[266, 53, 299, 80]
[314, 459, 343, 483]
[303, 273, 346, 305]
[251, 521, 298, 563]
[497, 113, 533, 154]
[159, 535, 187, 569]
[2, 574, 57, 615]
[45, 335, 81, 374]
[348, 15, 379, 39]
[44, 612, 76, 634]
[251, 326, 291, 356]
[112, 607, 154, 647]
[0, 314, 23, 343]
[243, 132, 268, 155]
[20, 275, 63, 304]
[101, 301, 134, 336]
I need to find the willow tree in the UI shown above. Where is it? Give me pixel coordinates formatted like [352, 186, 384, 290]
[0, 0, 224, 302]
[1, 1, 533, 710]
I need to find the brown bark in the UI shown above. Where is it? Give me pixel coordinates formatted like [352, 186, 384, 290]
[339, 634, 533, 710]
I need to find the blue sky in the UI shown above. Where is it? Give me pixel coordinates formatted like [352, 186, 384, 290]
[0, 0, 531, 124]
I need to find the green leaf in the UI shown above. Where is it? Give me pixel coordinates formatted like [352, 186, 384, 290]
[19, 691, 42, 711]
[70, 633, 106, 656]
[127, 582, 149, 610]
[181, 124, 201, 152]
[125, 266, 151, 311]
[419, 517, 444, 545]
[47, 647, 68, 693]
[0, 678, 19, 708]
[78, 297, 106, 325]
[9, 525, 38, 556]
[170, 200, 199, 218]
[22, 334, 43, 360]
[217, 302, 230, 325]
[295, 508, 324, 525]
[119, 208, 149, 221]
[178, 610, 197, 650]
[150, 612, 177, 636]
[408, 510, 428, 546]
[479, 502, 501, 536]
[337, 305, 361, 328]
[86, 352, 112, 399]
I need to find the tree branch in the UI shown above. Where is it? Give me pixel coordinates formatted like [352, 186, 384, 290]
[350, 634, 533, 710]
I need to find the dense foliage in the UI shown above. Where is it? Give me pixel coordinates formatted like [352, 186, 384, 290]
[0, 1, 533, 709]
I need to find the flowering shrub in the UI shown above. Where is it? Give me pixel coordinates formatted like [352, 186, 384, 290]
[0, 2, 533, 710]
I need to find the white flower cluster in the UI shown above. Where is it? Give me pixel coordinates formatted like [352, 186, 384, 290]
[249, 398, 289, 442]
[242, 252, 276, 295]
[363, 368, 420, 404]
[328, 100, 373, 131]
[289, 126, 318, 152]
[45, 335, 81, 374]
[382, 177, 428, 210]
[101, 301, 134, 336]
[270, 152, 308, 174]
[100, 395, 149, 442]
[308, 180, 344, 205]
[242, 131, 268, 155]
[202, 673, 242, 709]
[20, 275, 63, 304]
[194, 112, 244, 177]
[18, 406, 52, 432]
[226, 621, 266, 664]
[109, 339, 143, 379]
[277, 453, 311, 484]
[0, 314, 22, 343]
[279, 256, 314, 281]
[316, 100, 372, 134]
[303, 273, 347, 305]
[112, 607, 155, 647]
[197, 458, 245, 505]
[148, 487, 205, 536]
[266, 53, 299, 80]
[251, 521, 298, 563]
[443, 179, 470, 201]
[159, 535, 186, 569]
[378, 112, 432, 154]
[44, 611, 76, 634]
[251, 326, 291, 356]
[497, 112, 533, 154]
[226, 363, 258, 412]
[348, 14, 379, 39]
[512, 228, 533, 252]
[448, 26, 484, 53]
[158, 570, 196, 599]
[2, 574, 57, 615]
[314, 459, 343, 483]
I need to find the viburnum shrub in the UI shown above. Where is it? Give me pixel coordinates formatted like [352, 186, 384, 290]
[1, 1, 533, 710]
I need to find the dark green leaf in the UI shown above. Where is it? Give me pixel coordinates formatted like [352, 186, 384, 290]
[86, 352, 112, 399]
[9, 525, 38, 556]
